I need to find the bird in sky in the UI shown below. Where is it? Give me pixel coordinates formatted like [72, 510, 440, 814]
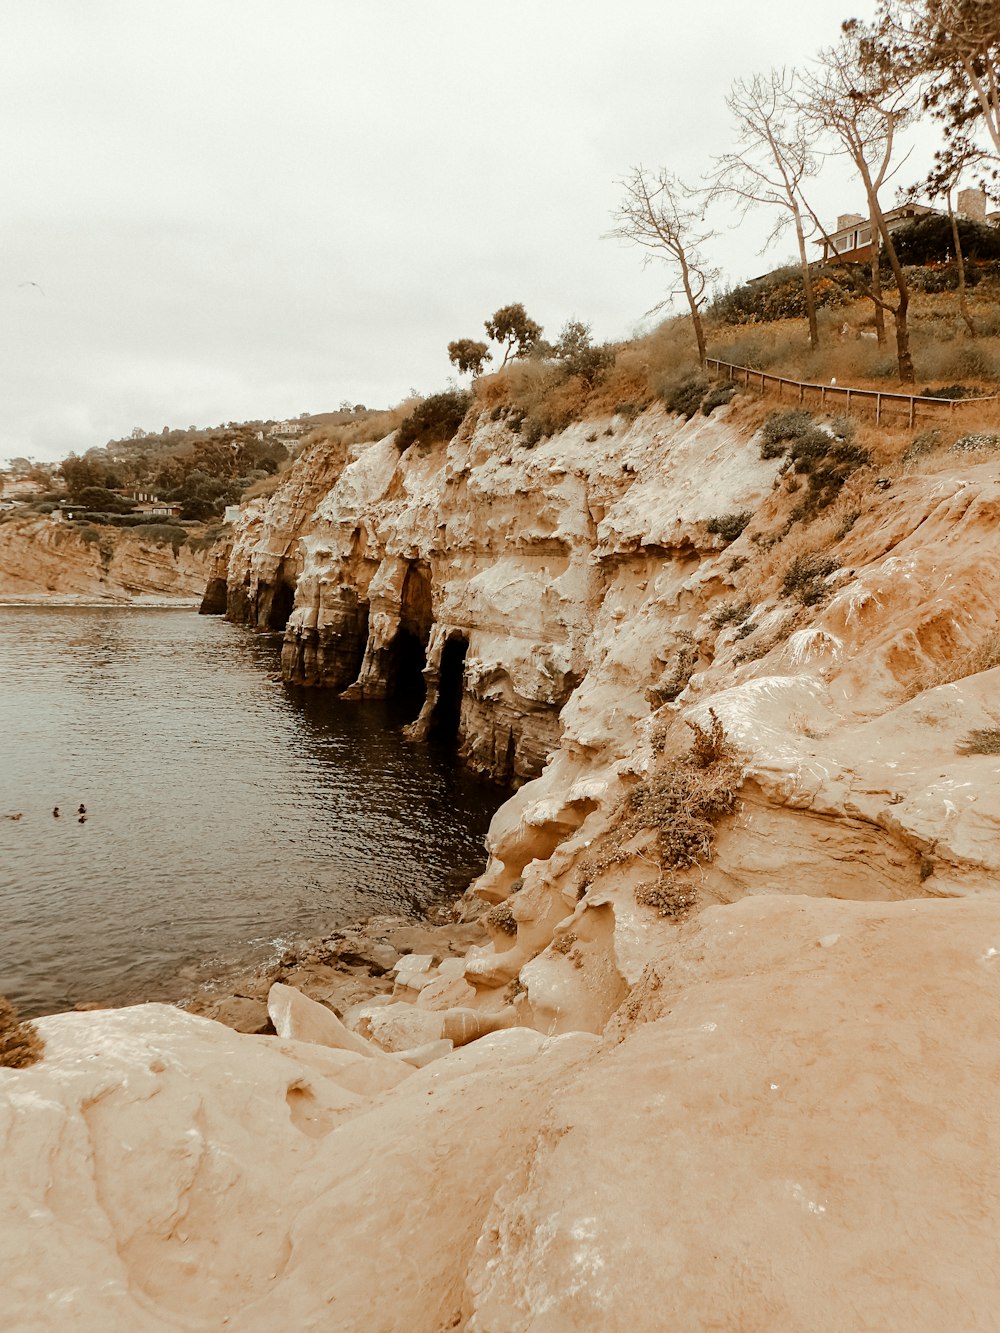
[17, 281, 45, 296]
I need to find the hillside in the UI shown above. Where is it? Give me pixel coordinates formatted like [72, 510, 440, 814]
[5, 371, 1000, 1326]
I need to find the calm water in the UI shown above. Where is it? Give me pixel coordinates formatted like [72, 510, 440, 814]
[0, 608, 503, 1016]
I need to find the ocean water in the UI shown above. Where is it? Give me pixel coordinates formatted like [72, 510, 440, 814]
[0, 607, 503, 1016]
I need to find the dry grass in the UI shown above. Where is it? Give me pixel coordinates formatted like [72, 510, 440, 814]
[957, 727, 1000, 755]
[705, 280, 1000, 394]
[0, 995, 44, 1068]
[904, 631, 1000, 700]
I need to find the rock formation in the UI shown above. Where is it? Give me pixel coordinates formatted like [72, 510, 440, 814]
[6, 397, 1000, 1326]
[0, 514, 213, 603]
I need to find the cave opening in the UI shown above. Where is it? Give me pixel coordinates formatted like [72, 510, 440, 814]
[390, 628, 427, 722]
[387, 562, 434, 723]
[431, 634, 469, 742]
[266, 579, 296, 632]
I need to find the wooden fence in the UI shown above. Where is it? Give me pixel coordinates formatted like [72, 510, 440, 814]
[705, 357, 1000, 428]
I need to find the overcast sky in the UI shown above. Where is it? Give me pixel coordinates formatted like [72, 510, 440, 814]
[0, 0, 912, 464]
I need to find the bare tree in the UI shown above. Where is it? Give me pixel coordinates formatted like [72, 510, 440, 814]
[869, 1, 1000, 187]
[714, 68, 823, 349]
[608, 168, 717, 367]
[798, 34, 922, 381]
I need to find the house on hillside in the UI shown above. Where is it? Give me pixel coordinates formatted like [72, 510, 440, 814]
[132, 499, 183, 517]
[817, 188, 998, 263]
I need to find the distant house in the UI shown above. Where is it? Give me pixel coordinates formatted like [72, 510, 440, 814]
[817, 188, 997, 264]
[132, 500, 183, 517]
[223, 504, 242, 524]
[272, 420, 305, 438]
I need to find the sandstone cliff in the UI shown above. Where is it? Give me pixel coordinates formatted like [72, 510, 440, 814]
[6, 397, 1000, 1327]
[0, 514, 214, 603]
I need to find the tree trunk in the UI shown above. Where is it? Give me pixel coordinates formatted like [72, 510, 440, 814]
[680, 260, 707, 368]
[893, 296, 915, 384]
[948, 192, 976, 337]
[870, 230, 886, 345]
[794, 211, 819, 350]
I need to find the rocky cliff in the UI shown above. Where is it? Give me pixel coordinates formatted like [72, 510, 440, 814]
[0, 514, 214, 602]
[6, 397, 1000, 1328]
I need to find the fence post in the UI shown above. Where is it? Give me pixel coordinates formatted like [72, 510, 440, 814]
[876, 393, 882, 425]
[908, 396, 916, 429]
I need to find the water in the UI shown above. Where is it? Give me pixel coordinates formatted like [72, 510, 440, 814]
[0, 607, 504, 1017]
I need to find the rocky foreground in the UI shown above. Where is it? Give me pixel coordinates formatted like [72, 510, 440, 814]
[5, 395, 1000, 1327]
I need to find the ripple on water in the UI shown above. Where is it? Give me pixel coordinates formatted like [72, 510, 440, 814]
[0, 607, 504, 1015]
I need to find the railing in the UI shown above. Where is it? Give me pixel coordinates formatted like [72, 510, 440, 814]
[705, 357, 1000, 428]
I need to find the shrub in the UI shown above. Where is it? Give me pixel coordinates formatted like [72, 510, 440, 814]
[776, 417, 871, 520]
[902, 429, 942, 467]
[957, 727, 1000, 755]
[662, 373, 710, 419]
[759, 409, 816, 459]
[647, 636, 698, 707]
[139, 523, 188, 553]
[484, 902, 517, 936]
[705, 510, 752, 543]
[952, 432, 1000, 452]
[580, 710, 742, 920]
[888, 215, 1000, 265]
[710, 264, 851, 324]
[553, 320, 615, 385]
[0, 995, 44, 1068]
[920, 384, 977, 400]
[395, 390, 472, 452]
[635, 877, 698, 919]
[781, 552, 839, 605]
[710, 595, 753, 630]
[701, 383, 737, 415]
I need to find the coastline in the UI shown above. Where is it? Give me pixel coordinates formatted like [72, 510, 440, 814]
[73, 903, 489, 1036]
[0, 594, 202, 608]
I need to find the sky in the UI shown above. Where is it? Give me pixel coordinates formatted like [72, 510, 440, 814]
[0, 0, 922, 465]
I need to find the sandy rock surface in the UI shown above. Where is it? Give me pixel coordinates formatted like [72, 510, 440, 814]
[6, 894, 1000, 1329]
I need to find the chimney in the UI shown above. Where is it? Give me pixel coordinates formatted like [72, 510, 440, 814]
[836, 212, 864, 231]
[957, 187, 987, 221]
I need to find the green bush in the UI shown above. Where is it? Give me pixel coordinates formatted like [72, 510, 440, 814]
[887, 216, 1000, 265]
[759, 409, 816, 459]
[705, 511, 752, 542]
[394, 390, 471, 452]
[138, 523, 188, 552]
[781, 552, 839, 604]
[662, 373, 709, 419]
[920, 384, 978, 400]
[763, 410, 870, 518]
[710, 265, 851, 324]
[701, 383, 738, 415]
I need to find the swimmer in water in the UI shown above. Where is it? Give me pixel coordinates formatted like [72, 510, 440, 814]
[78, 804, 86, 815]
[53, 806, 60, 818]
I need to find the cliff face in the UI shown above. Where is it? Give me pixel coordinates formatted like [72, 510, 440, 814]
[0, 515, 213, 602]
[216, 402, 1000, 1023]
[226, 409, 769, 783]
[7, 400, 1000, 1327]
